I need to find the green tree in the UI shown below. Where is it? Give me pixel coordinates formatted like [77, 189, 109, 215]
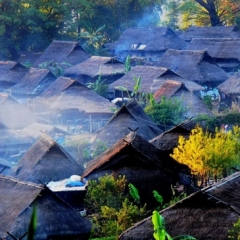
[144, 95, 187, 129]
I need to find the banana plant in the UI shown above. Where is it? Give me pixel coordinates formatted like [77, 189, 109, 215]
[128, 183, 140, 204]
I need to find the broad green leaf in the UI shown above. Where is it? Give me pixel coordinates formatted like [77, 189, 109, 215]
[128, 183, 140, 202]
[27, 204, 37, 240]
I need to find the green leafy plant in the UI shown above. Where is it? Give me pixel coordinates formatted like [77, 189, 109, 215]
[228, 218, 240, 240]
[152, 210, 196, 240]
[129, 183, 140, 204]
[38, 61, 71, 77]
[87, 75, 108, 98]
[27, 203, 37, 240]
[124, 55, 131, 73]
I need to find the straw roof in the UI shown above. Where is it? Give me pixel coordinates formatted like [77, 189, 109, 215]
[0, 61, 27, 87]
[33, 40, 90, 67]
[0, 93, 36, 129]
[0, 121, 33, 148]
[106, 27, 187, 53]
[119, 171, 240, 240]
[10, 133, 84, 183]
[187, 38, 240, 60]
[91, 100, 162, 148]
[0, 175, 91, 239]
[109, 65, 184, 93]
[64, 56, 125, 78]
[10, 68, 57, 98]
[83, 131, 178, 206]
[20, 122, 70, 140]
[47, 78, 115, 114]
[149, 119, 196, 151]
[180, 25, 240, 41]
[217, 72, 240, 95]
[153, 80, 213, 118]
[156, 50, 228, 84]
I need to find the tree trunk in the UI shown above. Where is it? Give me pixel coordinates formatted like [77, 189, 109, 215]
[195, 0, 222, 26]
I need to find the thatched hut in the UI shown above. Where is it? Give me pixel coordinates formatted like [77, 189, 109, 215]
[91, 100, 162, 148]
[9, 68, 57, 105]
[0, 61, 28, 91]
[35, 76, 115, 132]
[153, 80, 213, 118]
[83, 131, 178, 207]
[179, 25, 240, 42]
[119, 171, 240, 240]
[64, 56, 125, 86]
[156, 49, 228, 87]
[0, 175, 91, 239]
[187, 38, 240, 73]
[0, 122, 33, 163]
[109, 65, 204, 99]
[9, 133, 84, 184]
[105, 27, 187, 61]
[0, 93, 36, 129]
[217, 71, 240, 109]
[33, 40, 90, 67]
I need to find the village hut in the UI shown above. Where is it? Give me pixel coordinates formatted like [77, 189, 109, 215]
[35, 76, 115, 133]
[179, 25, 240, 42]
[0, 122, 33, 163]
[0, 61, 28, 91]
[9, 133, 84, 184]
[217, 71, 240, 109]
[20, 122, 70, 144]
[0, 93, 36, 130]
[153, 80, 213, 119]
[156, 49, 229, 87]
[109, 65, 203, 99]
[64, 56, 125, 86]
[33, 40, 90, 68]
[83, 131, 179, 207]
[119, 171, 240, 240]
[9, 68, 57, 106]
[187, 38, 240, 73]
[91, 100, 162, 148]
[105, 27, 187, 61]
[0, 175, 92, 239]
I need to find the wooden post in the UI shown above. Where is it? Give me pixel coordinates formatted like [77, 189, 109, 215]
[89, 114, 92, 133]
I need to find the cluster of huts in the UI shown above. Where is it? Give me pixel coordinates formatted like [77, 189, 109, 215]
[1, 25, 240, 239]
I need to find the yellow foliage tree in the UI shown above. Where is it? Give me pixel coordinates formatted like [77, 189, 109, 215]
[171, 126, 240, 186]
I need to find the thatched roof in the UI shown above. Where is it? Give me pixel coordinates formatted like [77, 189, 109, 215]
[10, 68, 57, 98]
[187, 38, 240, 60]
[83, 131, 178, 206]
[33, 40, 90, 67]
[91, 100, 163, 148]
[106, 27, 187, 53]
[46, 77, 115, 114]
[217, 72, 240, 95]
[156, 49, 228, 85]
[64, 56, 125, 78]
[9, 133, 84, 183]
[0, 175, 91, 239]
[0, 93, 36, 129]
[119, 171, 240, 240]
[0, 121, 33, 148]
[180, 25, 240, 41]
[20, 122, 70, 140]
[0, 61, 27, 87]
[109, 65, 184, 93]
[153, 80, 213, 118]
[149, 119, 196, 151]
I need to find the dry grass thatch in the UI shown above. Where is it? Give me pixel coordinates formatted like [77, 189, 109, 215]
[0, 175, 91, 239]
[91, 100, 163, 148]
[0, 93, 36, 129]
[119, 171, 240, 240]
[64, 56, 125, 78]
[10, 68, 57, 97]
[10, 133, 84, 183]
[106, 27, 187, 52]
[217, 72, 240, 95]
[156, 50, 228, 84]
[187, 38, 240, 60]
[33, 40, 90, 67]
[180, 25, 240, 41]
